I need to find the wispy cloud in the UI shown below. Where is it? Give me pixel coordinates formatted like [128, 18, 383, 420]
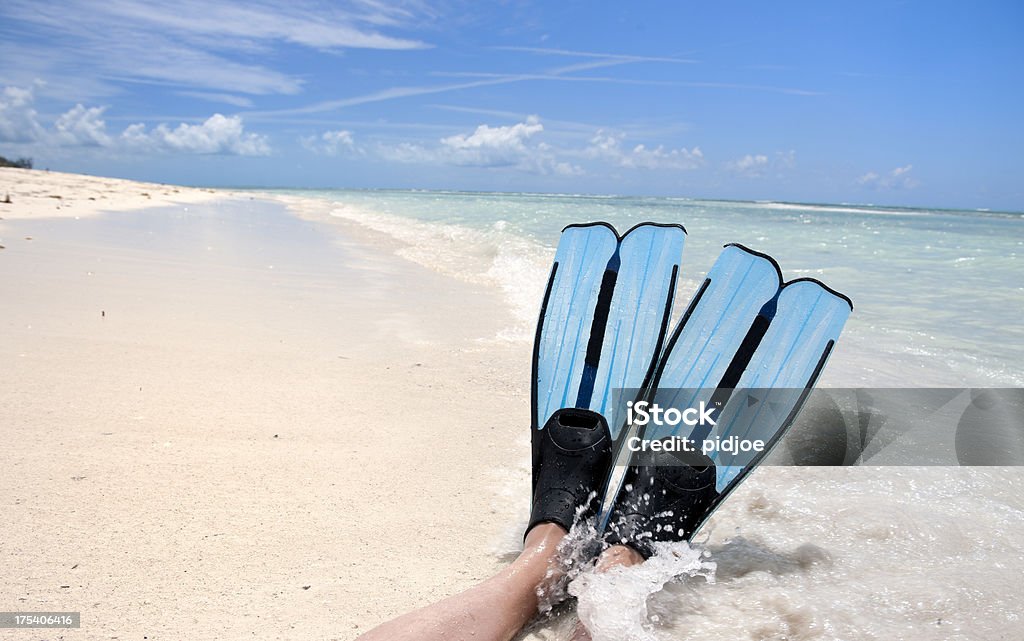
[726, 150, 796, 177]
[177, 92, 255, 109]
[300, 129, 360, 155]
[586, 131, 704, 170]
[488, 46, 821, 95]
[248, 39, 816, 120]
[2, 0, 429, 51]
[251, 43, 703, 119]
[80, 0, 430, 50]
[742, 64, 793, 71]
[246, 77, 523, 117]
[430, 71, 682, 87]
[857, 164, 918, 189]
[673, 81, 822, 96]
[0, 0, 430, 98]
[247, 68, 692, 119]
[492, 46, 698, 64]
[429, 73, 821, 96]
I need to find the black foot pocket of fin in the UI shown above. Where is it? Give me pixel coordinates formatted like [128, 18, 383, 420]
[605, 444, 719, 558]
[528, 408, 613, 536]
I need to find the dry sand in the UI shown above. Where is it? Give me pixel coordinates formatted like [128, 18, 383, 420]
[1, 169, 534, 639]
[0, 167, 225, 221]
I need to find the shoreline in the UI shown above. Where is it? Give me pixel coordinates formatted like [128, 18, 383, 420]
[237, 185, 1024, 217]
[0, 167, 227, 221]
[1, 170, 534, 638]
[2, 169, 1022, 640]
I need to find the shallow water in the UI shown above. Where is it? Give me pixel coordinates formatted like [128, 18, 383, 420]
[272, 189, 1024, 387]
[521, 467, 1024, 641]
[266, 189, 1024, 639]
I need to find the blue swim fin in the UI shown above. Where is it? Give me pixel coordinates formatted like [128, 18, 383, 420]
[707, 277, 853, 495]
[604, 244, 852, 554]
[529, 222, 686, 533]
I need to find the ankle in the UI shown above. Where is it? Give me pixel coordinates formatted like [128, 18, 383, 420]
[596, 544, 645, 571]
[523, 521, 567, 555]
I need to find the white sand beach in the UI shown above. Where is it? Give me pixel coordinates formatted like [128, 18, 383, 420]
[1, 169, 532, 639]
[0, 168, 221, 221]
[3, 169, 1023, 641]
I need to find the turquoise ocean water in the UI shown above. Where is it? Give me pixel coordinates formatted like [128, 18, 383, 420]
[275, 189, 1024, 387]
[261, 190, 1024, 639]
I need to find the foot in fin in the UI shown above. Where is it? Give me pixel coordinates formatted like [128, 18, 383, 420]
[602, 244, 852, 555]
[527, 408, 614, 535]
[604, 445, 717, 558]
[531, 222, 686, 534]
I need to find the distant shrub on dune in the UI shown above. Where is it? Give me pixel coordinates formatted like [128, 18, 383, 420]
[0, 155, 33, 169]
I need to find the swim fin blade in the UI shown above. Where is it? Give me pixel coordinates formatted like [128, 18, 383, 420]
[530, 222, 686, 531]
[604, 244, 852, 554]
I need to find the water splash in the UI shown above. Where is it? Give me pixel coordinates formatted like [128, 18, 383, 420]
[569, 542, 716, 641]
[536, 503, 606, 614]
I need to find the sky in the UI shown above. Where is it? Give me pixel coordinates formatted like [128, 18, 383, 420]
[1, 0, 1021, 210]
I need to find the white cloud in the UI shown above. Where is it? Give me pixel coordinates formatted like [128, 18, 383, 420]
[377, 141, 433, 164]
[728, 154, 768, 173]
[381, 123, 700, 176]
[119, 123, 152, 149]
[587, 131, 626, 157]
[138, 114, 271, 156]
[323, 129, 354, 148]
[301, 129, 357, 155]
[622, 143, 704, 170]
[0, 85, 45, 142]
[857, 164, 918, 189]
[54, 104, 112, 147]
[526, 143, 584, 176]
[726, 150, 796, 177]
[380, 116, 582, 176]
[439, 116, 544, 167]
[587, 131, 704, 170]
[0, 84, 269, 156]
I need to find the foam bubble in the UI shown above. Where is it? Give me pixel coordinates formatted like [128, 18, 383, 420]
[570, 542, 715, 641]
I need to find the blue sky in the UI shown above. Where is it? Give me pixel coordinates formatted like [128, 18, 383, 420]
[1, 1, 1021, 209]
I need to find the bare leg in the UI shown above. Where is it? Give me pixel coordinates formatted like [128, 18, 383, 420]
[355, 523, 567, 641]
[568, 545, 645, 641]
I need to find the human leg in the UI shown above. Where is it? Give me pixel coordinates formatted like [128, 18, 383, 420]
[355, 522, 568, 641]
